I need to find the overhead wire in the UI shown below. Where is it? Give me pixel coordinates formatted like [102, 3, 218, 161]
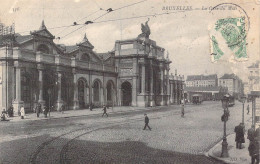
[59, 0, 149, 39]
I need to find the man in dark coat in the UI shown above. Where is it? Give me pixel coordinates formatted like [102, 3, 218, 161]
[234, 123, 245, 149]
[36, 103, 41, 118]
[248, 138, 259, 164]
[7, 105, 14, 117]
[102, 105, 108, 117]
[248, 125, 256, 143]
[143, 114, 151, 130]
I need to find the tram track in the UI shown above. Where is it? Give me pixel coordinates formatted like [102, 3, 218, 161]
[29, 107, 198, 164]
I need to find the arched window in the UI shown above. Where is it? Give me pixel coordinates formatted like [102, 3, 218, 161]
[93, 81, 100, 101]
[37, 44, 49, 54]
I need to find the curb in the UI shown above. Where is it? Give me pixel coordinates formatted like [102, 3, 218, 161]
[206, 134, 238, 164]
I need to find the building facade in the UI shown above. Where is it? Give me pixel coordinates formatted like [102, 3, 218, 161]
[186, 74, 218, 87]
[218, 73, 243, 98]
[248, 61, 260, 92]
[0, 21, 184, 113]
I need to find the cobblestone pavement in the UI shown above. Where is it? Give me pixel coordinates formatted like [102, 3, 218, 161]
[0, 101, 251, 164]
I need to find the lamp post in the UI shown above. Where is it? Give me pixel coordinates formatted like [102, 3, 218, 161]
[221, 94, 230, 158]
[241, 95, 247, 125]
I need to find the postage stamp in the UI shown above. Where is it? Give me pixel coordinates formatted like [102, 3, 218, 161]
[210, 17, 248, 62]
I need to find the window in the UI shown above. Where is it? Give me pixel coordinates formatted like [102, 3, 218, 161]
[37, 44, 49, 54]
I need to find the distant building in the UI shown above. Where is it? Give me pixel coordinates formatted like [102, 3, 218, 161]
[184, 86, 228, 102]
[248, 61, 260, 92]
[218, 73, 243, 98]
[186, 74, 218, 87]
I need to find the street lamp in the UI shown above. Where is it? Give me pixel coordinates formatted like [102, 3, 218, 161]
[221, 94, 230, 158]
[241, 95, 247, 125]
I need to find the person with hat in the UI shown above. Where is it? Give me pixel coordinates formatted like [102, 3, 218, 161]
[248, 125, 256, 143]
[20, 105, 25, 119]
[248, 137, 259, 164]
[102, 105, 108, 117]
[143, 114, 151, 131]
[234, 123, 245, 149]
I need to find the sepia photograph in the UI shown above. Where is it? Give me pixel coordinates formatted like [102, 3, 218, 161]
[0, 0, 259, 163]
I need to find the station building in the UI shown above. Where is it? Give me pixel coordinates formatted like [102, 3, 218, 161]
[0, 21, 184, 113]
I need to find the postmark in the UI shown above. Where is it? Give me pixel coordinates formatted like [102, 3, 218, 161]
[209, 3, 250, 62]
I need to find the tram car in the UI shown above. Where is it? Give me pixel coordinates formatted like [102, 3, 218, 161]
[192, 94, 203, 104]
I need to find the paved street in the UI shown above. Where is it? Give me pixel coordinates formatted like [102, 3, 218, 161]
[0, 101, 252, 164]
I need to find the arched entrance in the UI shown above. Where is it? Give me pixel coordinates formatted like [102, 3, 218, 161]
[43, 72, 57, 108]
[121, 81, 132, 106]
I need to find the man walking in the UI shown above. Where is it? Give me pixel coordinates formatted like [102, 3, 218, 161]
[20, 105, 25, 119]
[102, 105, 108, 117]
[248, 125, 256, 143]
[181, 103, 184, 117]
[234, 123, 245, 149]
[248, 138, 259, 164]
[247, 104, 250, 115]
[143, 114, 151, 130]
[36, 103, 41, 118]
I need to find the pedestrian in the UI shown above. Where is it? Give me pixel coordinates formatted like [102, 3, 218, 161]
[43, 106, 48, 118]
[89, 103, 93, 111]
[20, 105, 25, 119]
[102, 105, 108, 117]
[247, 104, 250, 115]
[143, 114, 151, 130]
[36, 103, 41, 118]
[234, 123, 245, 149]
[181, 103, 184, 117]
[255, 125, 260, 139]
[248, 138, 259, 164]
[1, 109, 8, 121]
[49, 106, 54, 117]
[248, 125, 256, 143]
[60, 104, 65, 114]
[7, 105, 14, 117]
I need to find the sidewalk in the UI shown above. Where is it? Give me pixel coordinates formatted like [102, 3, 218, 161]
[5, 106, 153, 122]
[207, 133, 251, 164]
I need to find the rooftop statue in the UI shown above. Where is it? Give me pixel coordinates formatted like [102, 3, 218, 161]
[138, 18, 150, 38]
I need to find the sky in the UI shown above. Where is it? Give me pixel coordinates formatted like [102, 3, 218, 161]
[0, 0, 259, 82]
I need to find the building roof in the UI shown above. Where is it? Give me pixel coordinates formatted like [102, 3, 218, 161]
[184, 86, 227, 92]
[64, 45, 78, 53]
[219, 73, 237, 79]
[248, 61, 260, 68]
[15, 35, 33, 43]
[186, 74, 217, 81]
[97, 53, 111, 60]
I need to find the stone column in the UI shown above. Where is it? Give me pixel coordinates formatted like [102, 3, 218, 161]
[166, 68, 170, 105]
[12, 65, 24, 114]
[100, 86, 104, 106]
[137, 64, 146, 106]
[56, 72, 63, 111]
[132, 58, 138, 106]
[170, 82, 173, 104]
[150, 65, 155, 107]
[73, 72, 79, 110]
[160, 67, 164, 106]
[141, 64, 146, 94]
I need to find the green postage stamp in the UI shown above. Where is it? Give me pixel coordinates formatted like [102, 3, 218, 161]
[210, 17, 247, 62]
